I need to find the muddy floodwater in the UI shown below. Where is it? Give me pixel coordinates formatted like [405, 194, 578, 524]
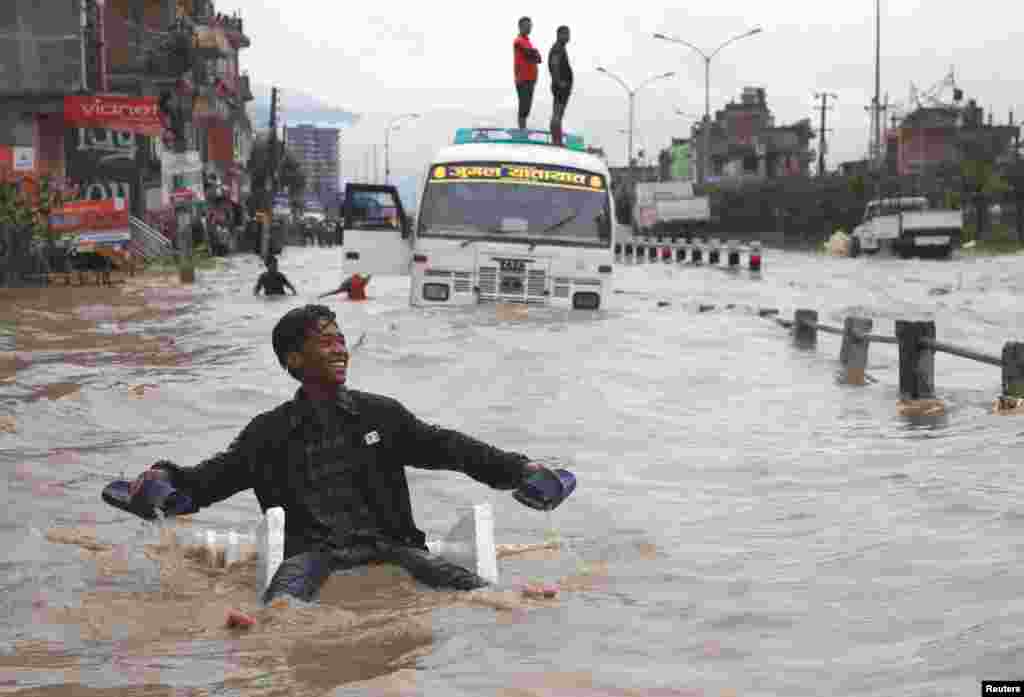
[2, 247, 1023, 696]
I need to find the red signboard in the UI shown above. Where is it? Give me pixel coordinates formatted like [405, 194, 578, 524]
[64, 95, 162, 136]
[49, 199, 130, 235]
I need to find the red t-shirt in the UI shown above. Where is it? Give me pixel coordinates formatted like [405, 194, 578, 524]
[513, 35, 539, 83]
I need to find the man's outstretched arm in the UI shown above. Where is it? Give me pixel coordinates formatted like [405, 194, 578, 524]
[393, 400, 541, 489]
[317, 277, 351, 299]
[130, 414, 268, 511]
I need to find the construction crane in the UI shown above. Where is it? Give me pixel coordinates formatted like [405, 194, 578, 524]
[909, 66, 963, 111]
[883, 67, 964, 131]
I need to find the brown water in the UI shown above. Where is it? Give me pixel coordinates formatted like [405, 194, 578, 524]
[2, 247, 1024, 696]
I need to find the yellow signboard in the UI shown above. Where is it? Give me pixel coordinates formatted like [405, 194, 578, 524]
[429, 163, 605, 191]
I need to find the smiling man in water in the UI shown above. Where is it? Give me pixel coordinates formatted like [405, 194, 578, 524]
[129, 305, 548, 603]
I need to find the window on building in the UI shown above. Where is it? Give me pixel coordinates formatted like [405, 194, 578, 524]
[743, 155, 759, 174]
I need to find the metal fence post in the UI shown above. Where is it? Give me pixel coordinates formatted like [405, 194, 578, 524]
[840, 317, 873, 385]
[895, 320, 936, 399]
[1001, 341, 1024, 397]
[793, 309, 818, 349]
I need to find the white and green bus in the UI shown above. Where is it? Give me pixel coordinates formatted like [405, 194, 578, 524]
[409, 128, 614, 310]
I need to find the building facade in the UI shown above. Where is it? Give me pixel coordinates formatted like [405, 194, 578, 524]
[0, 0, 254, 248]
[685, 87, 814, 183]
[840, 98, 1020, 181]
[283, 124, 339, 214]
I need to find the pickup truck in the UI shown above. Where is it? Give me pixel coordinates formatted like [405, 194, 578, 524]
[632, 181, 711, 239]
[850, 196, 961, 259]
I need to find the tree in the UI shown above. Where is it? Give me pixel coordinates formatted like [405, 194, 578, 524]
[246, 135, 306, 216]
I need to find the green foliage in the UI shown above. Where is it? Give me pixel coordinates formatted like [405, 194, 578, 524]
[0, 175, 67, 246]
[848, 174, 866, 199]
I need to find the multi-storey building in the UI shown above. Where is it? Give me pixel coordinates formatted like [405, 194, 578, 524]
[0, 0, 254, 245]
[685, 87, 815, 183]
[283, 124, 339, 213]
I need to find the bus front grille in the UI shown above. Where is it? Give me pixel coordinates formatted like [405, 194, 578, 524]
[478, 267, 498, 299]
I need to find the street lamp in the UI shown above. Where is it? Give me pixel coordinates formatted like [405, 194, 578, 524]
[385, 113, 420, 185]
[653, 27, 763, 184]
[595, 67, 675, 175]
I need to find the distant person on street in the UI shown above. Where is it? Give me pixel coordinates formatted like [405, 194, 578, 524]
[547, 25, 573, 145]
[254, 256, 297, 296]
[319, 273, 371, 301]
[513, 16, 542, 129]
[126, 304, 553, 604]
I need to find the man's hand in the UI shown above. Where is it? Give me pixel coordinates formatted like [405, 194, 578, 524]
[522, 461, 548, 480]
[128, 466, 170, 498]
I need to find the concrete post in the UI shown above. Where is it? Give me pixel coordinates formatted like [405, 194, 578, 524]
[840, 317, 873, 385]
[727, 240, 740, 267]
[708, 238, 720, 265]
[749, 241, 762, 271]
[1001, 341, 1024, 397]
[895, 320, 936, 400]
[793, 309, 818, 349]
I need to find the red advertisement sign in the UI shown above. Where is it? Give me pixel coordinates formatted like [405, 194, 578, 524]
[64, 95, 162, 136]
[49, 199, 130, 235]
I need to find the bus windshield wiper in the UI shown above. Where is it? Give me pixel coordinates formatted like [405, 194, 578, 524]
[542, 211, 577, 234]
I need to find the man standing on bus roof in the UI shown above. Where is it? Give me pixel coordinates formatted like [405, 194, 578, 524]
[548, 25, 573, 146]
[513, 16, 542, 130]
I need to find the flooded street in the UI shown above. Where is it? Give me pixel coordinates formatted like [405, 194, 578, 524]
[2, 245, 1023, 696]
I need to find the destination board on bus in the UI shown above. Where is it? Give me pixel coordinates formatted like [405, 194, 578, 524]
[428, 163, 605, 192]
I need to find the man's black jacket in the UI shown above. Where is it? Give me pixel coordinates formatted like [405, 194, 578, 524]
[155, 387, 531, 558]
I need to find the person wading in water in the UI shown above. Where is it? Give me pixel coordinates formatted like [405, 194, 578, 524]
[127, 305, 554, 603]
[254, 256, 298, 296]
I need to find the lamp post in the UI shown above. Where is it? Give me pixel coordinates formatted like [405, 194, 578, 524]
[596, 67, 675, 177]
[385, 113, 420, 185]
[653, 27, 763, 184]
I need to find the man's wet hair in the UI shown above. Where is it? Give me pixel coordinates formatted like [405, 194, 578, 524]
[519, 16, 530, 26]
[557, 25, 569, 34]
[272, 305, 339, 380]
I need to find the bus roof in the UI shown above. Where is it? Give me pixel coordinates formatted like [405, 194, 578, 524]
[430, 142, 610, 175]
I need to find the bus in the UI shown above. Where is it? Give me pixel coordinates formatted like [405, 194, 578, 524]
[409, 128, 614, 310]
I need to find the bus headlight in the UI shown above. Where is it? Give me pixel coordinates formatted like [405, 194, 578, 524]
[572, 292, 600, 310]
[423, 283, 450, 301]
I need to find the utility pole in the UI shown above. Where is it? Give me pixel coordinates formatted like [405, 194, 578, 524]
[261, 86, 278, 261]
[1013, 110, 1022, 242]
[815, 92, 837, 176]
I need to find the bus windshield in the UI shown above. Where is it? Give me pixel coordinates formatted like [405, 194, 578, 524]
[417, 161, 611, 246]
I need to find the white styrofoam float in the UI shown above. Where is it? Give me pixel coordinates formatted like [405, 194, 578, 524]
[175, 504, 500, 601]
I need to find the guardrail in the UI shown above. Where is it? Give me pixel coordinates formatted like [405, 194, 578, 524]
[615, 236, 762, 271]
[129, 216, 175, 261]
[760, 308, 1024, 404]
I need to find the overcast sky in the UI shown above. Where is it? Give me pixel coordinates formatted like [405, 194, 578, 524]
[224, 0, 1023, 192]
